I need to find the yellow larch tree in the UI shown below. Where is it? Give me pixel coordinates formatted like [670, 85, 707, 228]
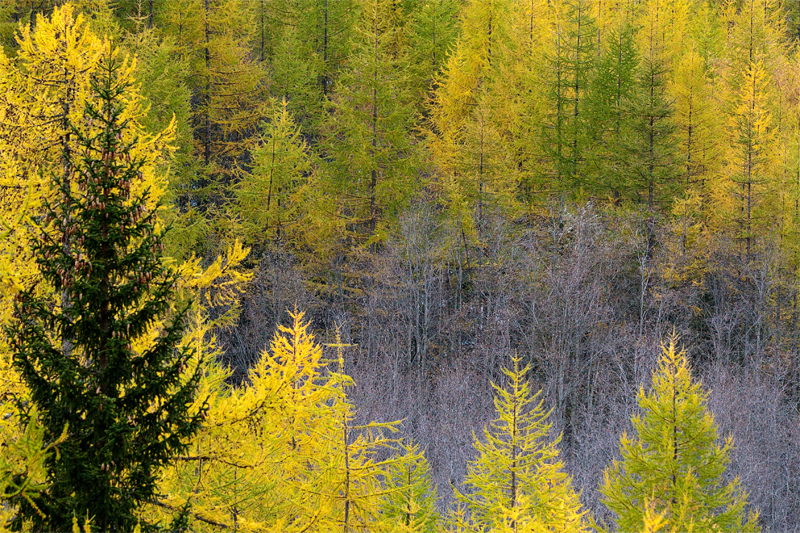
[714, 60, 777, 258]
[493, 0, 552, 213]
[599, 338, 760, 532]
[234, 98, 312, 248]
[455, 354, 587, 533]
[149, 312, 401, 533]
[427, 0, 514, 239]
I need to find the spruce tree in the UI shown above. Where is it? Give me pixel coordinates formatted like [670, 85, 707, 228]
[7, 55, 203, 532]
[599, 338, 760, 532]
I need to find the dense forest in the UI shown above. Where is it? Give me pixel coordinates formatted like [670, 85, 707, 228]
[2, 0, 800, 531]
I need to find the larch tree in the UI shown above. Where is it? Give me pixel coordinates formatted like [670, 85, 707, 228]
[6, 54, 203, 533]
[313, 0, 421, 247]
[151, 310, 335, 532]
[718, 60, 776, 259]
[669, 46, 723, 212]
[584, 18, 639, 201]
[542, 0, 596, 196]
[599, 337, 760, 533]
[455, 355, 587, 533]
[260, 0, 360, 134]
[493, 0, 552, 213]
[158, 0, 268, 217]
[315, 337, 400, 532]
[620, 0, 682, 214]
[426, 0, 514, 240]
[235, 98, 312, 248]
[380, 440, 440, 533]
[405, 0, 461, 117]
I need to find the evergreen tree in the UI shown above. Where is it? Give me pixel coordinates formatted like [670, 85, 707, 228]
[456, 354, 586, 532]
[6, 55, 203, 533]
[599, 338, 760, 532]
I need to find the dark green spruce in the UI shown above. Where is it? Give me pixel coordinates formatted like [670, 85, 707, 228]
[7, 56, 203, 533]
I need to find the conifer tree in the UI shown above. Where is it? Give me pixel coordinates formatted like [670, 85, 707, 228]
[494, 0, 553, 211]
[381, 440, 440, 533]
[158, 0, 267, 211]
[670, 46, 722, 202]
[426, 0, 514, 236]
[314, 0, 421, 245]
[621, 0, 682, 212]
[584, 19, 639, 200]
[235, 98, 311, 247]
[405, 0, 461, 116]
[6, 55, 203, 533]
[456, 354, 586, 532]
[599, 338, 760, 532]
[542, 0, 597, 195]
[317, 338, 400, 532]
[720, 60, 777, 258]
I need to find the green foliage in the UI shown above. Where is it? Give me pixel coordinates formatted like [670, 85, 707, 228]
[585, 20, 639, 200]
[619, 2, 682, 211]
[599, 338, 760, 532]
[235, 98, 311, 247]
[313, 0, 422, 247]
[542, 0, 597, 195]
[6, 55, 203, 533]
[405, 0, 461, 116]
[381, 440, 440, 533]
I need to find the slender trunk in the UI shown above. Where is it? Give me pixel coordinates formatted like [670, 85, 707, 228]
[555, 17, 563, 181]
[405, 466, 412, 527]
[487, 11, 493, 65]
[371, 7, 379, 231]
[529, 0, 535, 57]
[266, 126, 277, 240]
[61, 75, 73, 359]
[148, 0, 153, 28]
[260, 0, 265, 62]
[510, 401, 518, 530]
[746, 63, 757, 260]
[793, 291, 799, 400]
[323, 0, 329, 94]
[342, 417, 350, 533]
[432, 3, 437, 70]
[671, 361, 678, 507]
[479, 116, 485, 226]
[573, 5, 582, 182]
[204, 0, 211, 167]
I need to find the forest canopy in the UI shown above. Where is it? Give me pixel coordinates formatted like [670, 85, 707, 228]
[1, 0, 800, 531]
